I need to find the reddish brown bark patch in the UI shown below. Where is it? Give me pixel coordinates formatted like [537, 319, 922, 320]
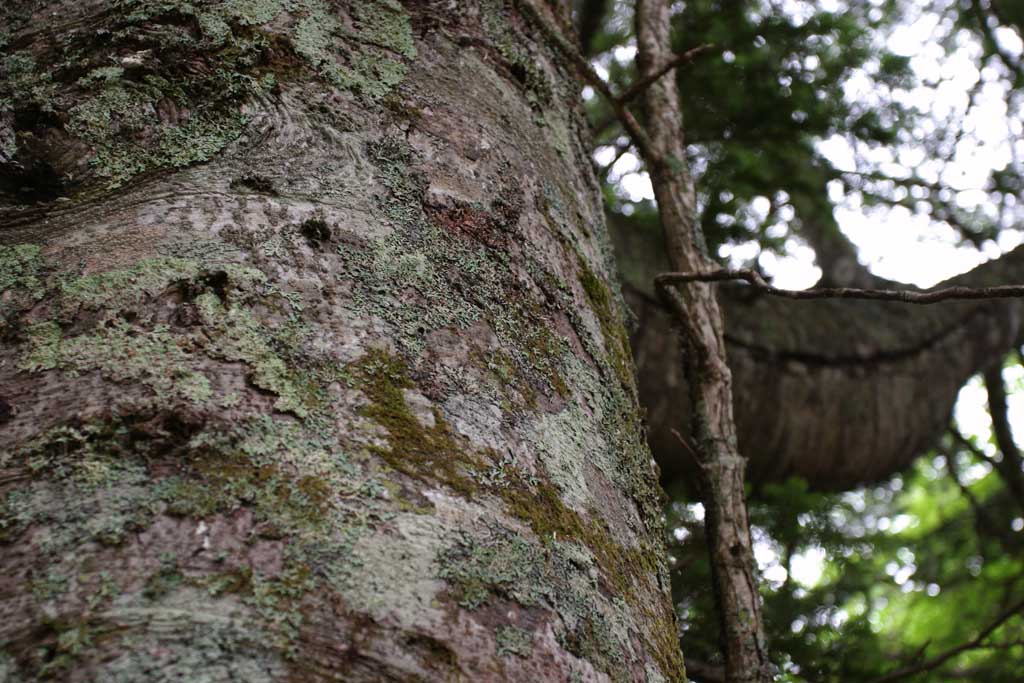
[426, 202, 510, 251]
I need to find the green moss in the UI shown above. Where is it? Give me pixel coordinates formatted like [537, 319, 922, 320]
[493, 459, 656, 608]
[349, 349, 485, 497]
[578, 256, 636, 396]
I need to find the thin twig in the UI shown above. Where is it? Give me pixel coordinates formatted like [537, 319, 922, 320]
[656, 269, 1024, 304]
[671, 428, 704, 469]
[866, 595, 1024, 683]
[951, 425, 996, 464]
[616, 43, 715, 104]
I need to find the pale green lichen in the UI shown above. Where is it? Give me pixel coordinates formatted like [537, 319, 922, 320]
[1, 0, 417, 194]
[437, 526, 628, 677]
[222, 0, 287, 26]
[495, 625, 534, 658]
[67, 82, 254, 187]
[194, 293, 319, 416]
[481, 0, 554, 110]
[77, 601, 287, 682]
[0, 51, 55, 110]
[20, 319, 214, 404]
[19, 257, 330, 417]
[0, 402, 392, 672]
[59, 257, 264, 310]
[0, 244, 45, 300]
[0, 424, 166, 549]
[291, 0, 415, 101]
[338, 138, 569, 401]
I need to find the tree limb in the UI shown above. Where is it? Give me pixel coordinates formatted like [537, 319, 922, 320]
[616, 210, 1024, 491]
[656, 269, 1024, 304]
[983, 362, 1024, 507]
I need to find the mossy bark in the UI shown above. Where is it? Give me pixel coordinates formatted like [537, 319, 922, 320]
[0, 1, 684, 681]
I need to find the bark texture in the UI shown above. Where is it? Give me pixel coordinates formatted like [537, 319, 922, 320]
[0, 2, 684, 681]
[614, 218, 1024, 492]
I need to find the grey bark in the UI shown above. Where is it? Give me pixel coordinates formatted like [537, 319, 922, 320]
[0, 1, 684, 681]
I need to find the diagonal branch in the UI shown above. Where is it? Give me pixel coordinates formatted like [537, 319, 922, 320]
[866, 595, 1024, 683]
[983, 361, 1024, 508]
[636, 0, 771, 681]
[616, 43, 715, 104]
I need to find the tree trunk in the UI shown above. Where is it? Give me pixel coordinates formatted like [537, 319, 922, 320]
[0, 2, 684, 681]
[614, 217, 1024, 492]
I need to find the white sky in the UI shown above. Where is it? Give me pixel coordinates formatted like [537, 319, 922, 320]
[598, 2, 1024, 288]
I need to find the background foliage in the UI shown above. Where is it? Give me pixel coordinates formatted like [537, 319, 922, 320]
[577, 0, 1024, 679]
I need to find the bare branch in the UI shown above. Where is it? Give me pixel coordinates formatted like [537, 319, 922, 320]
[656, 269, 1024, 304]
[636, 0, 771, 680]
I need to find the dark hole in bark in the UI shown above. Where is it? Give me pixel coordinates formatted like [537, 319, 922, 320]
[201, 270, 230, 303]
[509, 61, 529, 85]
[231, 173, 276, 194]
[300, 218, 332, 248]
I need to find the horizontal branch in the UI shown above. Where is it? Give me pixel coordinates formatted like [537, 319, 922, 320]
[656, 269, 1024, 304]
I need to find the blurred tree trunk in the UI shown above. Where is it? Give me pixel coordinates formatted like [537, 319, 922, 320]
[614, 218, 1024, 492]
[0, 1, 685, 680]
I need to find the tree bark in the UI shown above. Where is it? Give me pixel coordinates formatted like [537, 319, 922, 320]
[0, 2, 684, 681]
[614, 217, 1024, 492]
